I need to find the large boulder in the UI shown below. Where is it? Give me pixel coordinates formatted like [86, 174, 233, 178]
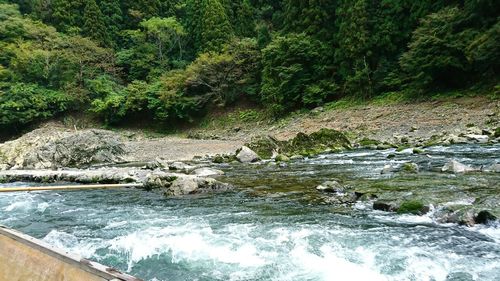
[281, 128, 351, 156]
[441, 160, 476, 173]
[244, 129, 351, 159]
[236, 146, 260, 163]
[0, 128, 127, 170]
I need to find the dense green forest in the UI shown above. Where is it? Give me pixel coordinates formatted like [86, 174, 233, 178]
[0, 0, 498, 132]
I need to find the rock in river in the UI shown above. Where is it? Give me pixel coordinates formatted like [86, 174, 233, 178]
[236, 146, 260, 163]
[441, 160, 476, 173]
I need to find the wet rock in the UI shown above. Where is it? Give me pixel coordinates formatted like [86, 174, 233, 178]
[475, 210, 497, 225]
[434, 206, 476, 226]
[169, 162, 197, 173]
[465, 134, 489, 144]
[0, 168, 232, 197]
[441, 160, 476, 173]
[402, 162, 419, 174]
[380, 165, 395, 174]
[446, 134, 468, 145]
[236, 146, 260, 163]
[192, 167, 224, 177]
[290, 155, 304, 160]
[316, 181, 344, 193]
[275, 154, 290, 162]
[386, 154, 396, 160]
[397, 200, 429, 215]
[167, 176, 233, 196]
[481, 163, 500, 173]
[245, 136, 280, 159]
[212, 155, 225, 164]
[373, 201, 399, 212]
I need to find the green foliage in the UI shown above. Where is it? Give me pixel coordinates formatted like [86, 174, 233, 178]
[0, 82, 72, 128]
[261, 33, 333, 116]
[400, 7, 469, 92]
[0, 0, 498, 133]
[82, 0, 109, 45]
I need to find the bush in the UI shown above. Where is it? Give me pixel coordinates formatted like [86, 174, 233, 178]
[0, 82, 72, 129]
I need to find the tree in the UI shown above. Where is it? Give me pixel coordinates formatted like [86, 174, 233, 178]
[400, 7, 469, 91]
[99, 0, 123, 48]
[82, 0, 109, 45]
[261, 33, 333, 116]
[140, 17, 186, 63]
[334, 0, 372, 97]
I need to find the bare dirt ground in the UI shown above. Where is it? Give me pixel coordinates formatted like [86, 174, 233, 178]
[124, 137, 242, 162]
[188, 96, 499, 144]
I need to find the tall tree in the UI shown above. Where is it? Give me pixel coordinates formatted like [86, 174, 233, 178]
[99, 0, 122, 48]
[82, 0, 109, 45]
[200, 0, 234, 52]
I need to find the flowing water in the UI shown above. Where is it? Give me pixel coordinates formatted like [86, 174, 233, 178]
[1, 145, 499, 281]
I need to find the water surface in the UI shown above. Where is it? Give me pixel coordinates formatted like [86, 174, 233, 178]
[1, 145, 499, 281]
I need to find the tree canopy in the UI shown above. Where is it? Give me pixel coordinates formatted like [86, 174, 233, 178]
[0, 0, 498, 131]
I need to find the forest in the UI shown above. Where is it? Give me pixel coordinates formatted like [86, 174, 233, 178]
[0, 0, 498, 132]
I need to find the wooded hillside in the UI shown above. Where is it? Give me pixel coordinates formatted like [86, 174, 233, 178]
[1, 0, 498, 131]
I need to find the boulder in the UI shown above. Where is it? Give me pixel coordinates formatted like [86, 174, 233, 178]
[434, 206, 476, 226]
[475, 210, 497, 224]
[0, 129, 126, 170]
[441, 160, 476, 173]
[373, 201, 399, 212]
[236, 146, 260, 163]
[167, 176, 233, 196]
[481, 163, 500, 173]
[275, 154, 290, 162]
[192, 167, 224, 177]
[290, 155, 304, 160]
[465, 134, 489, 144]
[169, 162, 197, 173]
[380, 164, 395, 175]
[245, 136, 280, 159]
[402, 162, 419, 174]
[316, 180, 344, 193]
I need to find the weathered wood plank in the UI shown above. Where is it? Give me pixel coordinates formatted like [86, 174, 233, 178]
[0, 226, 143, 281]
[0, 183, 143, 193]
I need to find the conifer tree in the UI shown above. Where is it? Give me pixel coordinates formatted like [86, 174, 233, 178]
[99, 0, 123, 48]
[82, 0, 109, 45]
[200, 0, 234, 52]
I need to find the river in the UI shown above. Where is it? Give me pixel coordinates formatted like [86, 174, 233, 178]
[1, 144, 499, 281]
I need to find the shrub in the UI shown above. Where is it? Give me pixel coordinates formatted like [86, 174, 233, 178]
[0, 82, 72, 129]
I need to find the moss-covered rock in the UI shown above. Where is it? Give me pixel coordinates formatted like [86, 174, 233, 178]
[402, 162, 419, 174]
[494, 127, 500, 138]
[245, 129, 351, 159]
[275, 154, 290, 162]
[245, 136, 280, 159]
[281, 129, 351, 156]
[397, 200, 427, 215]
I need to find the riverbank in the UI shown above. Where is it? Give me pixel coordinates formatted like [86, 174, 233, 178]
[2, 95, 497, 166]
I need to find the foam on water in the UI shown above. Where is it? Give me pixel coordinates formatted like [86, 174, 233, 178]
[1, 144, 499, 281]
